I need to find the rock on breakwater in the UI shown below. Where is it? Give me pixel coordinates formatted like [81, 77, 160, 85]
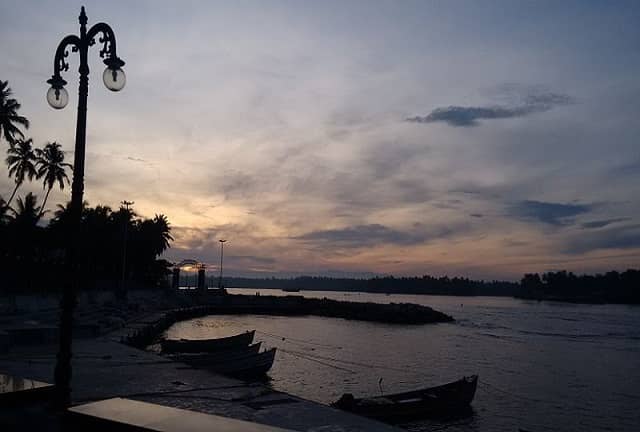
[123, 293, 453, 348]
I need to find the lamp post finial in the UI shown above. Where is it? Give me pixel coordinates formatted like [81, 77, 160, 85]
[79, 6, 87, 25]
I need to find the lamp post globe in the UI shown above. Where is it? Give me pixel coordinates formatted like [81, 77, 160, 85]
[46, 86, 69, 109]
[103, 66, 126, 91]
[46, 74, 69, 109]
[103, 56, 126, 91]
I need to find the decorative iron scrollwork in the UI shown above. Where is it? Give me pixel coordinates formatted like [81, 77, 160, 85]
[51, 22, 120, 81]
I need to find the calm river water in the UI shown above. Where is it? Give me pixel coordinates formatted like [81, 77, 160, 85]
[165, 289, 640, 431]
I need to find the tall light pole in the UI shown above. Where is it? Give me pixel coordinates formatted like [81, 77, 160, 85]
[218, 239, 227, 289]
[47, 6, 126, 407]
[119, 200, 134, 301]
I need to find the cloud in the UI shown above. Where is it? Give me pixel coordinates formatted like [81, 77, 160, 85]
[294, 224, 420, 247]
[612, 159, 640, 177]
[565, 224, 640, 254]
[406, 91, 574, 127]
[293, 223, 461, 248]
[581, 218, 629, 229]
[509, 200, 592, 226]
[126, 156, 148, 163]
[229, 255, 276, 265]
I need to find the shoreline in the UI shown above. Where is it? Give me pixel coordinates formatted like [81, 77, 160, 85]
[123, 292, 454, 348]
[1, 290, 412, 431]
[228, 286, 640, 306]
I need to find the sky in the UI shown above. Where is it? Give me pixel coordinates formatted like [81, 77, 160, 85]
[1, 0, 639, 280]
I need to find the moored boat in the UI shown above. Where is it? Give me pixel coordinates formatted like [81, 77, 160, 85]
[332, 375, 478, 422]
[168, 342, 262, 366]
[161, 330, 255, 354]
[209, 347, 277, 378]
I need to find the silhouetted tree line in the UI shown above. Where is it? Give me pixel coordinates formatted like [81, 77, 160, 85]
[520, 270, 640, 304]
[227, 270, 640, 304]
[1, 80, 172, 293]
[0, 201, 173, 293]
[225, 275, 519, 296]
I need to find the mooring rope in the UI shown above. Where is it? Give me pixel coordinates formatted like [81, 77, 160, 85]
[278, 347, 432, 377]
[279, 348, 357, 374]
[255, 330, 342, 349]
[478, 380, 544, 403]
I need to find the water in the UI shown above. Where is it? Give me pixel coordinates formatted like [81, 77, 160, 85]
[165, 289, 640, 431]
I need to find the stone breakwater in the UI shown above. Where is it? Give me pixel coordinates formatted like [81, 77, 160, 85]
[124, 293, 454, 348]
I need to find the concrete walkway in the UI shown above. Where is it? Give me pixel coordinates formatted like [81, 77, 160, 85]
[0, 335, 401, 431]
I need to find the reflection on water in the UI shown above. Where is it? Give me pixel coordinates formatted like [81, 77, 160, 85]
[166, 289, 640, 432]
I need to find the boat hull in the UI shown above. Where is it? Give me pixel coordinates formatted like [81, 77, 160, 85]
[169, 343, 262, 366]
[161, 330, 255, 354]
[202, 348, 277, 378]
[332, 375, 478, 422]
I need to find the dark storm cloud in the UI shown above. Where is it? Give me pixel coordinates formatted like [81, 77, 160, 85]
[581, 218, 629, 229]
[294, 223, 461, 248]
[565, 224, 640, 254]
[406, 92, 574, 127]
[509, 200, 593, 226]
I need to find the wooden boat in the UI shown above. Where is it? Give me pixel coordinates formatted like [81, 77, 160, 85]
[281, 287, 301, 292]
[168, 343, 262, 366]
[209, 348, 277, 378]
[332, 375, 478, 422]
[170, 345, 277, 378]
[161, 330, 255, 354]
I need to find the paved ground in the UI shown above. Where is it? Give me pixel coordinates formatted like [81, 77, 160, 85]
[0, 306, 401, 432]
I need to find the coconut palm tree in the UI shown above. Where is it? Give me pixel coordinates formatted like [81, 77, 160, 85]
[49, 200, 86, 232]
[152, 214, 174, 254]
[0, 80, 29, 146]
[136, 214, 174, 258]
[9, 192, 42, 227]
[5, 138, 38, 207]
[47, 201, 75, 243]
[0, 196, 8, 225]
[6, 193, 42, 292]
[36, 142, 72, 216]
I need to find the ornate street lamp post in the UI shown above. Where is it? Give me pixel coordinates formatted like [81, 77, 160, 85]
[47, 6, 125, 407]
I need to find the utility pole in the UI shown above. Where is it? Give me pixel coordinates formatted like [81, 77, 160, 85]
[120, 200, 134, 300]
[218, 239, 227, 289]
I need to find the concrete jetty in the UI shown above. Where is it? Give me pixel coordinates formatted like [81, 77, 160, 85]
[0, 337, 401, 431]
[0, 291, 446, 431]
